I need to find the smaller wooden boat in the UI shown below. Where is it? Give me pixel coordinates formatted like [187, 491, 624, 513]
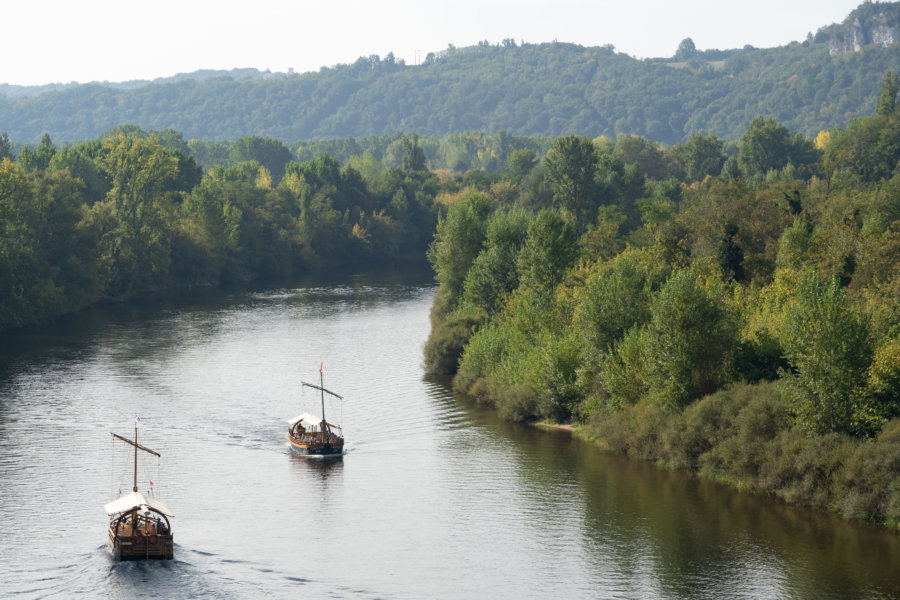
[288, 365, 344, 457]
[104, 420, 174, 560]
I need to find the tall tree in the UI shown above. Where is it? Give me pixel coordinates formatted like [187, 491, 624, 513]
[517, 209, 578, 291]
[875, 70, 900, 116]
[781, 273, 872, 435]
[0, 132, 12, 162]
[544, 135, 600, 231]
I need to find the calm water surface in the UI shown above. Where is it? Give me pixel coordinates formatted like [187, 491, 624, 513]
[1, 266, 898, 599]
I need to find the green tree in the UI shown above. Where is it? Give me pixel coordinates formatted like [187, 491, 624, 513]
[461, 207, 532, 315]
[506, 148, 537, 182]
[401, 133, 428, 172]
[674, 38, 697, 61]
[680, 133, 725, 182]
[644, 270, 736, 409]
[875, 70, 900, 116]
[576, 256, 653, 356]
[97, 134, 180, 294]
[230, 136, 293, 185]
[35, 134, 56, 170]
[517, 209, 578, 290]
[544, 135, 600, 231]
[781, 273, 873, 435]
[738, 117, 818, 179]
[427, 192, 494, 311]
[0, 132, 12, 162]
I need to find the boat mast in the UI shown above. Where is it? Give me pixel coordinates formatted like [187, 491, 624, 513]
[320, 368, 327, 443]
[111, 428, 161, 493]
[301, 368, 344, 445]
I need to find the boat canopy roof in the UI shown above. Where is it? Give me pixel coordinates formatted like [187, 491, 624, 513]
[104, 491, 174, 517]
[288, 412, 322, 426]
[288, 413, 341, 429]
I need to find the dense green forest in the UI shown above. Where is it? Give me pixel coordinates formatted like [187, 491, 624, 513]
[0, 127, 440, 332]
[423, 74, 900, 528]
[3, 3, 900, 144]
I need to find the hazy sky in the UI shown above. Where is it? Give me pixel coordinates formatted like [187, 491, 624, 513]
[3, 0, 863, 86]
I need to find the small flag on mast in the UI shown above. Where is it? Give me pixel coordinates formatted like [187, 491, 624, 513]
[319, 361, 323, 373]
[134, 414, 141, 426]
[149, 480, 154, 486]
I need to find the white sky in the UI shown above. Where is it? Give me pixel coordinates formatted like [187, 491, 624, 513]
[2, 0, 862, 86]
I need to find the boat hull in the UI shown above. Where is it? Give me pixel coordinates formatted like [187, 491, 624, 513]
[288, 434, 344, 457]
[108, 525, 173, 560]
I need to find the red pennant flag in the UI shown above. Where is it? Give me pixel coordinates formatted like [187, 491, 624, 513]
[319, 361, 323, 373]
[149, 480, 154, 486]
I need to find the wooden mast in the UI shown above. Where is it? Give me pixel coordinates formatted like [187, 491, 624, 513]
[111, 428, 161, 492]
[320, 369, 326, 443]
[301, 367, 344, 447]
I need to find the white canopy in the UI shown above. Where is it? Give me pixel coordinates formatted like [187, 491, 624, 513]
[288, 412, 323, 427]
[104, 491, 174, 517]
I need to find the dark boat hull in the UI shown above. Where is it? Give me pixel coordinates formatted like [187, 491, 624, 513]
[108, 528, 174, 560]
[288, 432, 344, 457]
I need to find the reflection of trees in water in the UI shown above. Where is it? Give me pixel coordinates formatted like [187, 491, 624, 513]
[428, 372, 900, 597]
[572, 438, 900, 597]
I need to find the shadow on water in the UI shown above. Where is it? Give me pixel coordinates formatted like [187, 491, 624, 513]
[288, 452, 346, 478]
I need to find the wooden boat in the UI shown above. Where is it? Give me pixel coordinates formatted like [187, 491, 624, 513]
[288, 366, 344, 457]
[104, 420, 174, 560]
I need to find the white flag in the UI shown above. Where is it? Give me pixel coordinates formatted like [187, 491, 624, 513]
[134, 414, 141, 426]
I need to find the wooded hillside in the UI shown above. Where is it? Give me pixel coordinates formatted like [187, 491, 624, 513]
[3, 3, 900, 145]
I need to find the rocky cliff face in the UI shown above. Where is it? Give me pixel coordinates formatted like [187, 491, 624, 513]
[828, 10, 899, 55]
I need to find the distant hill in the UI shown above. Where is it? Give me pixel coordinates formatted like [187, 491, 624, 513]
[3, 2, 900, 144]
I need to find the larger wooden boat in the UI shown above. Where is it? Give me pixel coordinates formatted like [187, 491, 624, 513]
[104, 420, 174, 560]
[288, 366, 344, 457]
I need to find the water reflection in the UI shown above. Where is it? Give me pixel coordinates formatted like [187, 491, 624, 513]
[429, 384, 900, 599]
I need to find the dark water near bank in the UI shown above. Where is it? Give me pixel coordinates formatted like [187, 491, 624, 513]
[1, 266, 898, 599]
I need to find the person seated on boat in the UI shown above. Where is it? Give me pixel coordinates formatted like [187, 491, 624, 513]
[157, 518, 167, 535]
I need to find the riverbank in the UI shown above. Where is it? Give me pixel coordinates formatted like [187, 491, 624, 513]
[531, 381, 900, 533]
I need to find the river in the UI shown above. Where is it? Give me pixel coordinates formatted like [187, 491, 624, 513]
[0, 264, 898, 599]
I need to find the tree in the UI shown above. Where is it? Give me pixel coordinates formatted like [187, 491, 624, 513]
[229, 136, 293, 185]
[643, 270, 736, 409]
[401, 133, 427, 172]
[674, 38, 697, 61]
[679, 133, 725, 182]
[427, 192, 494, 310]
[738, 116, 818, 179]
[875, 70, 899, 116]
[97, 134, 180, 294]
[506, 148, 537, 182]
[517, 209, 578, 290]
[35, 134, 56, 170]
[544, 135, 600, 231]
[576, 256, 653, 356]
[781, 273, 873, 435]
[0, 132, 12, 162]
[461, 207, 531, 315]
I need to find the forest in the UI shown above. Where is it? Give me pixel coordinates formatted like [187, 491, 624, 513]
[423, 74, 900, 529]
[3, 3, 900, 145]
[0, 126, 440, 332]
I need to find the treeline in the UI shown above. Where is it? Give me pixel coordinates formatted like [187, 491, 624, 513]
[188, 131, 556, 175]
[424, 76, 900, 527]
[0, 127, 439, 332]
[3, 3, 900, 144]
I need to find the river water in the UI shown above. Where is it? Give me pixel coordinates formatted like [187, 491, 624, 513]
[0, 265, 898, 599]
